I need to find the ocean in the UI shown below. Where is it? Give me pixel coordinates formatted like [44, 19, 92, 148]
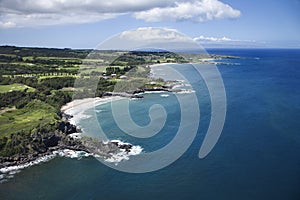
[0, 49, 299, 199]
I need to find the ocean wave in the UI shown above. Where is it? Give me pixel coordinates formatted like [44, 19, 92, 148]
[0, 154, 56, 181]
[215, 62, 241, 66]
[174, 89, 195, 94]
[130, 97, 142, 101]
[64, 97, 125, 126]
[160, 94, 169, 97]
[172, 84, 183, 89]
[0, 154, 56, 174]
[53, 149, 91, 159]
[67, 111, 92, 126]
[104, 140, 143, 164]
[144, 91, 166, 94]
[54, 140, 143, 163]
[0, 139, 143, 182]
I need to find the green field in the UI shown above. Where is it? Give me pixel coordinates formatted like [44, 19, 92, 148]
[38, 74, 78, 80]
[0, 46, 197, 158]
[0, 100, 59, 138]
[0, 83, 35, 93]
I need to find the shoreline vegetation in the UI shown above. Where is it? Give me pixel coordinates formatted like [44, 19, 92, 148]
[0, 85, 191, 171]
[0, 45, 238, 177]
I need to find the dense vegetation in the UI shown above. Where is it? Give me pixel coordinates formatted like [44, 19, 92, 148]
[0, 46, 91, 76]
[0, 45, 192, 159]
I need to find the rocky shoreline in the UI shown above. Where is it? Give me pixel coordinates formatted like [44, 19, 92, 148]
[0, 113, 137, 169]
[0, 83, 185, 170]
[103, 87, 172, 98]
[103, 82, 190, 98]
[0, 115, 82, 168]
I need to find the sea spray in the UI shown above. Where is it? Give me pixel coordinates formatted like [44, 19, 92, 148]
[0, 153, 56, 182]
[0, 139, 143, 182]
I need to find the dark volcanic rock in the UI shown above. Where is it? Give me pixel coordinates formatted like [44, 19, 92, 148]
[58, 121, 78, 134]
[42, 132, 60, 147]
[119, 144, 133, 152]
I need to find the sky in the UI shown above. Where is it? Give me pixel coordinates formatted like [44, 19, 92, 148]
[0, 0, 299, 49]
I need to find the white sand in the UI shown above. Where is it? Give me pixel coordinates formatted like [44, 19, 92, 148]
[61, 96, 125, 125]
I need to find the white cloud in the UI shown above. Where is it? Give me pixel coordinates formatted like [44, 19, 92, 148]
[134, 0, 241, 22]
[0, 0, 241, 28]
[120, 27, 192, 42]
[0, 21, 17, 29]
[194, 35, 235, 42]
[193, 35, 260, 48]
[0, 12, 119, 28]
[0, 0, 179, 14]
[99, 27, 199, 50]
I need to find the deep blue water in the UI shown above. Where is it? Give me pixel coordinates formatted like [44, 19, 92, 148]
[0, 49, 300, 200]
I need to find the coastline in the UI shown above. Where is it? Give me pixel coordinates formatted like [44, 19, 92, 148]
[0, 63, 191, 182]
[0, 95, 139, 182]
[61, 96, 125, 113]
[61, 96, 125, 125]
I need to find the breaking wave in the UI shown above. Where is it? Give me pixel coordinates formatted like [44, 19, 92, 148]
[0, 139, 142, 183]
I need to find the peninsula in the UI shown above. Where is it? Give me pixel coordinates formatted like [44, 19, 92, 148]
[0, 46, 237, 169]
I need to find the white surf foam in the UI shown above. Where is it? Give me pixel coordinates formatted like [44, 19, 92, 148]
[0, 139, 143, 182]
[144, 90, 166, 94]
[53, 149, 91, 159]
[0, 154, 56, 180]
[175, 89, 195, 94]
[63, 96, 125, 126]
[160, 94, 169, 97]
[68, 132, 82, 139]
[104, 140, 143, 164]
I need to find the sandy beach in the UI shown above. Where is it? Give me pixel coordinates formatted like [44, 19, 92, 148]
[61, 96, 125, 126]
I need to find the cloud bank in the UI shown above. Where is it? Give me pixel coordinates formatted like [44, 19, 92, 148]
[120, 27, 193, 42]
[193, 35, 261, 48]
[134, 0, 241, 22]
[194, 35, 234, 42]
[0, 0, 241, 28]
[99, 27, 199, 50]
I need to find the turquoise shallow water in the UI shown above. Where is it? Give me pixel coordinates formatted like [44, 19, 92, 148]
[0, 49, 299, 200]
